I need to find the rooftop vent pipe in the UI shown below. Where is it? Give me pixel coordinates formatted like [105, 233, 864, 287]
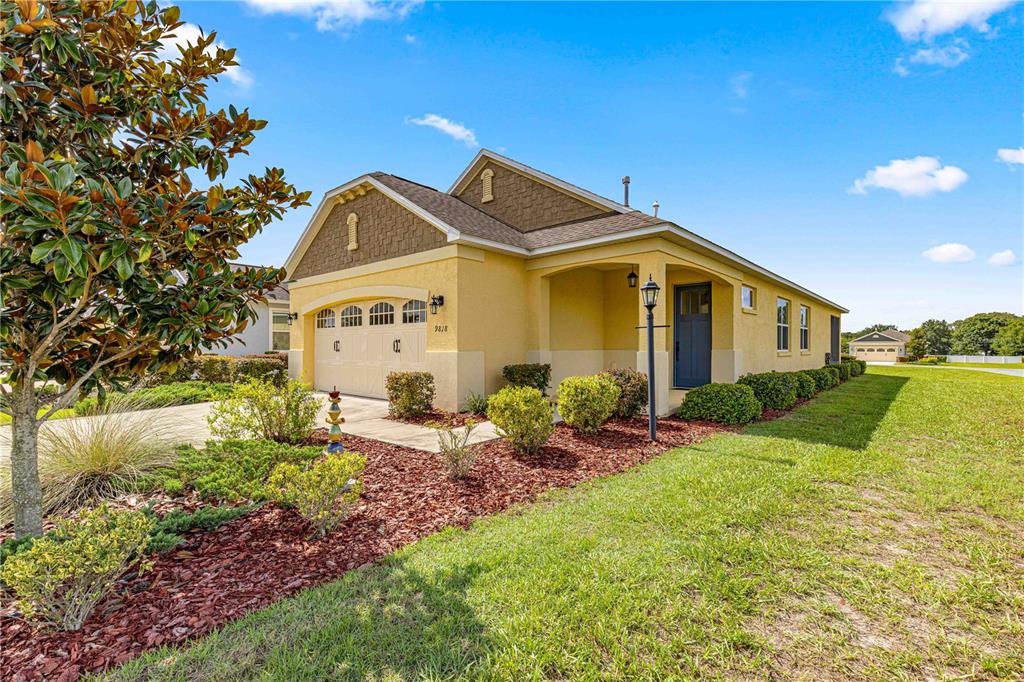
[622, 176, 630, 207]
[652, 200, 660, 218]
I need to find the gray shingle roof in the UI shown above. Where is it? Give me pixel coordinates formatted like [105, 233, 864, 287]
[523, 211, 663, 249]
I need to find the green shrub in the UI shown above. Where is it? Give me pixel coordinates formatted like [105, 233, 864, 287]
[159, 354, 287, 386]
[557, 374, 620, 434]
[74, 381, 233, 415]
[803, 367, 837, 393]
[464, 391, 489, 416]
[268, 452, 366, 538]
[168, 439, 324, 502]
[1, 534, 37, 565]
[833, 362, 851, 381]
[487, 385, 554, 454]
[208, 378, 321, 444]
[234, 356, 287, 387]
[737, 371, 798, 411]
[791, 371, 817, 399]
[0, 505, 153, 631]
[844, 360, 862, 377]
[385, 371, 435, 419]
[602, 367, 648, 418]
[1, 398, 179, 524]
[677, 384, 762, 425]
[501, 363, 552, 394]
[824, 366, 841, 386]
[436, 420, 480, 479]
[146, 504, 257, 553]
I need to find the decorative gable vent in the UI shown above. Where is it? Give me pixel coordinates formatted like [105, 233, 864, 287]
[480, 168, 494, 203]
[346, 212, 359, 251]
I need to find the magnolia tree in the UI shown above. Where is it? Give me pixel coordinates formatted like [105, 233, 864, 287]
[1, 1, 310, 537]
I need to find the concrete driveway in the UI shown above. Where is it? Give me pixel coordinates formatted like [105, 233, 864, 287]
[0, 394, 499, 456]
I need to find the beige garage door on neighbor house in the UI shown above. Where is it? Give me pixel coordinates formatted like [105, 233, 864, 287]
[313, 299, 427, 398]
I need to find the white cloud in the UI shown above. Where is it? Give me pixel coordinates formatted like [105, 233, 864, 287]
[996, 147, 1024, 165]
[909, 41, 970, 66]
[158, 23, 253, 89]
[988, 249, 1019, 266]
[922, 243, 976, 263]
[848, 156, 968, 196]
[886, 0, 1017, 41]
[729, 71, 752, 99]
[408, 114, 478, 147]
[403, 33, 418, 44]
[893, 59, 911, 76]
[244, 0, 422, 32]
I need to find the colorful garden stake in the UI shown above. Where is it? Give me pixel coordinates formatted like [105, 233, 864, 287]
[326, 389, 346, 454]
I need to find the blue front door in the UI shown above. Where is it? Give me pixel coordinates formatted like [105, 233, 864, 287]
[673, 284, 712, 388]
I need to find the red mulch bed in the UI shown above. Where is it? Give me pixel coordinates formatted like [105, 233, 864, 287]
[387, 410, 481, 428]
[1, 418, 727, 681]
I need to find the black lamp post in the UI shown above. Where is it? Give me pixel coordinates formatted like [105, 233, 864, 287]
[640, 275, 661, 441]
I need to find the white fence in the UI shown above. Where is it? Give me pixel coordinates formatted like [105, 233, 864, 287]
[946, 355, 1023, 364]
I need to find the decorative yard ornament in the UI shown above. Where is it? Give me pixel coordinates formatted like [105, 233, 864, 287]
[0, 2, 311, 538]
[325, 389, 346, 454]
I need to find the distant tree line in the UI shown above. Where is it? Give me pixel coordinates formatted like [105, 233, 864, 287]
[843, 313, 1024, 358]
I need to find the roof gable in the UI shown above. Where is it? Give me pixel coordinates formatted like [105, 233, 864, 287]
[851, 330, 907, 343]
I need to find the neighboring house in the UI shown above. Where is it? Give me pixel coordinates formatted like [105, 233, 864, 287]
[284, 149, 846, 413]
[217, 264, 291, 357]
[849, 329, 909, 362]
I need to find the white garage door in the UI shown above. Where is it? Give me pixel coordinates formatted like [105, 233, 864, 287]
[313, 299, 427, 398]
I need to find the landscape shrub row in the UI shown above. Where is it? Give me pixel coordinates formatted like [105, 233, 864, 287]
[678, 361, 865, 425]
[161, 354, 287, 387]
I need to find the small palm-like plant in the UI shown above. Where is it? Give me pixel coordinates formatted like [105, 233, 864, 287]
[1, 398, 181, 525]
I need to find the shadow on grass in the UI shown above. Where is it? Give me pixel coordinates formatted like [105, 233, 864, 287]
[742, 373, 910, 450]
[115, 555, 489, 681]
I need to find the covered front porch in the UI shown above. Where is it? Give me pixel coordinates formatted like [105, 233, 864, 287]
[525, 239, 742, 415]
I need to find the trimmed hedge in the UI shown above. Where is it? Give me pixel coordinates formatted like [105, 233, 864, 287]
[804, 367, 837, 392]
[385, 371, 435, 419]
[487, 385, 554, 454]
[791, 371, 817, 400]
[833, 362, 851, 381]
[557, 374, 620, 434]
[502, 363, 552, 394]
[737, 371, 798, 411]
[602, 367, 648, 419]
[677, 384, 762, 425]
[824, 365, 841, 385]
[162, 354, 287, 386]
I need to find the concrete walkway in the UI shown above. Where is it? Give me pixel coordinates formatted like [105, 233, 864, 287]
[0, 394, 500, 457]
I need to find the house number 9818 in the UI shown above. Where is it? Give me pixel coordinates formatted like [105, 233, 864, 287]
[433, 324, 448, 332]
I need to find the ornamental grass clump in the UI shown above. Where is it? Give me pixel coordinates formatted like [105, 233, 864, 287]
[677, 384, 762, 425]
[0, 505, 153, 631]
[208, 379, 321, 444]
[487, 385, 554, 454]
[557, 374, 620, 434]
[268, 452, 366, 538]
[602, 367, 648, 418]
[0, 398, 180, 524]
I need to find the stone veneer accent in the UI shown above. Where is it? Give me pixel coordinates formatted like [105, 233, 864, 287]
[291, 188, 448, 280]
[456, 162, 608, 232]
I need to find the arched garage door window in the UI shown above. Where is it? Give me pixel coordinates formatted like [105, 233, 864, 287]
[402, 300, 427, 324]
[316, 309, 335, 329]
[340, 305, 362, 327]
[369, 302, 395, 326]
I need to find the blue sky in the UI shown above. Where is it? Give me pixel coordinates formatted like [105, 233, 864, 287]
[169, 0, 1023, 329]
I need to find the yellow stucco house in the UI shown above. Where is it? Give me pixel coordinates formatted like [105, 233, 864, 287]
[284, 150, 846, 414]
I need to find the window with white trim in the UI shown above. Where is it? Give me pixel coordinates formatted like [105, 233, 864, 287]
[339, 305, 362, 327]
[316, 309, 335, 329]
[271, 312, 290, 351]
[799, 305, 810, 351]
[741, 285, 756, 310]
[481, 168, 494, 203]
[402, 299, 427, 324]
[776, 298, 790, 351]
[368, 302, 394, 326]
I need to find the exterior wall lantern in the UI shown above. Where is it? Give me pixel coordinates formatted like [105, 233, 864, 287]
[429, 294, 445, 315]
[286, 312, 298, 325]
[640, 275, 662, 442]
[626, 267, 639, 288]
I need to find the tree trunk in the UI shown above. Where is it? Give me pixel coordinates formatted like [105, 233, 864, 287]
[9, 382, 43, 538]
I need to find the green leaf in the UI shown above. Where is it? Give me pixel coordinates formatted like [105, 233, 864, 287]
[53, 255, 71, 282]
[55, 164, 75, 192]
[97, 248, 116, 273]
[58, 237, 83, 266]
[116, 177, 133, 200]
[111, 240, 129, 258]
[30, 241, 59, 264]
[115, 255, 134, 281]
[136, 243, 153, 263]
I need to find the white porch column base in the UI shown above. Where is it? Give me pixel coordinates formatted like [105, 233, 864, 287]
[711, 349, 743, 383]
[426, 350, 484, 412]
[636, 350, 671, 416]
[287, 350, 303, 381]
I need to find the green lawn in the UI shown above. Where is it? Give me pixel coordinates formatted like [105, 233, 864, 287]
[109, 367, 1024, 681]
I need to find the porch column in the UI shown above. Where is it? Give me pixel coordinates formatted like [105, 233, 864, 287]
[711, 277, 741, 383]
[635, 255, 670, 416]
[526, 274, 552, 366]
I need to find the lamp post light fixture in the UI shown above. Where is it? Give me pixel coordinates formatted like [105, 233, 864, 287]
[429, 294, 445, 315]
[640, 275, 661, 442]
[626, 267, 639, 289]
